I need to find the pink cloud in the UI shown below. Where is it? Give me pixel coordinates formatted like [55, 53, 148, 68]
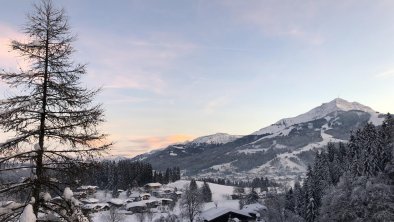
[79, 32, 197, 94]
[106, 134, 195, 157]
[0, 23, 30, 70]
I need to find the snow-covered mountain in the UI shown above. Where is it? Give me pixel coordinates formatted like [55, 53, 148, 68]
[190, 133, 242, 145]
[132, 98, 387, 183]
[252, 98, 381, 135]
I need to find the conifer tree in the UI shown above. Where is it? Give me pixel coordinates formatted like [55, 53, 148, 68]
[285, 187, 295, 212]
[0, 0, 110, 220]
[381, 113, 394, 167]
[293, 180, 303, 216]
[189, 178, 198, 191]
[245, 188, 259, 205]
[201, 181, 212, 202]
[306, 197, 317, 222]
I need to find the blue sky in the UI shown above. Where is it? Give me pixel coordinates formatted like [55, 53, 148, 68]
[1, 0, 394, 156]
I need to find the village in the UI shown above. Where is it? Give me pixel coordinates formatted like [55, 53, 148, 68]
[24, 180, 282, 222]
[83, 180, 275, 221]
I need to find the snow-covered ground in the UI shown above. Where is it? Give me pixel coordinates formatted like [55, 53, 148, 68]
[210, 162, 236, 172]
[248, 123, 347, 188]
[167, 180, 234, 202]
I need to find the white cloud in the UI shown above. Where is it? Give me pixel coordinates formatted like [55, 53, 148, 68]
[203, 97, 230, 114]
[219, 0, 326, 45]
[375, 69, 394, 78]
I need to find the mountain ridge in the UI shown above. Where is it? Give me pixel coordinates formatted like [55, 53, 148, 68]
[131, 98, 387, 183]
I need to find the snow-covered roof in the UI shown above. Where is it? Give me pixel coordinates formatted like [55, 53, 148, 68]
[129, 192, 141, 198]
[80, 198, 99, 204]
[200, 207, 252, 221]
[242, 203, 267, 214]
[140, 193, 151, 197]
[145, 182, 162, 187]
[108, 198, 125, 206]
[82, 203, 109, 210]
[142, 199, 159, 204]
[77, 185, 98, 190]
[126, 202, 146, 209]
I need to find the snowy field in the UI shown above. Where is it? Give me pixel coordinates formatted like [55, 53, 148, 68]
[167, 180, 234, 202]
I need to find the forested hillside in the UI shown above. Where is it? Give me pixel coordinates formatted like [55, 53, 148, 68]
[264, 114, 394, 221]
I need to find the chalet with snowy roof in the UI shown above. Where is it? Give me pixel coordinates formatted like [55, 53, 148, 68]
[126, 202, 147, 213]
[81, 203, 110, 213]
[140, 193, 151, 200]
[80, 198, 99, 204]
[128, 191, 142, 201]
[140, 199, 160, 208]
[200, 207, 253, 222]
[73, 191, 87, 199]
[107, 198, 125, 207]
[77, 185, 98, 195]
[160, 198, 173, 206]
[144, 182, 162, 191]
[162, 187, 173, 193]
[175, 191, 183, 197]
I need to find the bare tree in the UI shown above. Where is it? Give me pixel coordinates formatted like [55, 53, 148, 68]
[181, 182, 203, 222]
[135, 211, 146, 222]
[146, 208, 154, 221]
[102, 207, 124, 222]
[0, 0, 110, 221]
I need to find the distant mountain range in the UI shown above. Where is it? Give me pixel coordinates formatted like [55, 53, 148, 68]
[131, 98, 386, 182]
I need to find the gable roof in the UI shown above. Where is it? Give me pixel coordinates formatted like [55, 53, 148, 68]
[200, 207, 252, 221]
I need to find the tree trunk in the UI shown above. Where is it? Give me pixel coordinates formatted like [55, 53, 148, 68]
[33, 13, 50, 216]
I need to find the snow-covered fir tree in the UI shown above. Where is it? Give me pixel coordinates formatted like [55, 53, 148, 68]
[201, 181, 212, 202]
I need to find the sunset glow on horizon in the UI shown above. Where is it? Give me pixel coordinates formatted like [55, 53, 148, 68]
[1, 0, 394, 157]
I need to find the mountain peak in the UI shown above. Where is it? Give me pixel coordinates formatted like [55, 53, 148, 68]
[325, 98, 375, 113]
[252, 98, 378, 135]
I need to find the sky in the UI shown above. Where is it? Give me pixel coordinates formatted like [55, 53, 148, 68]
[0, 0, 394, 157]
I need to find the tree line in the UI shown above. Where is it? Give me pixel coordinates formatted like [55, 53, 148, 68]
[76, 160, 181, 191]
[201, 176, 279, 190]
